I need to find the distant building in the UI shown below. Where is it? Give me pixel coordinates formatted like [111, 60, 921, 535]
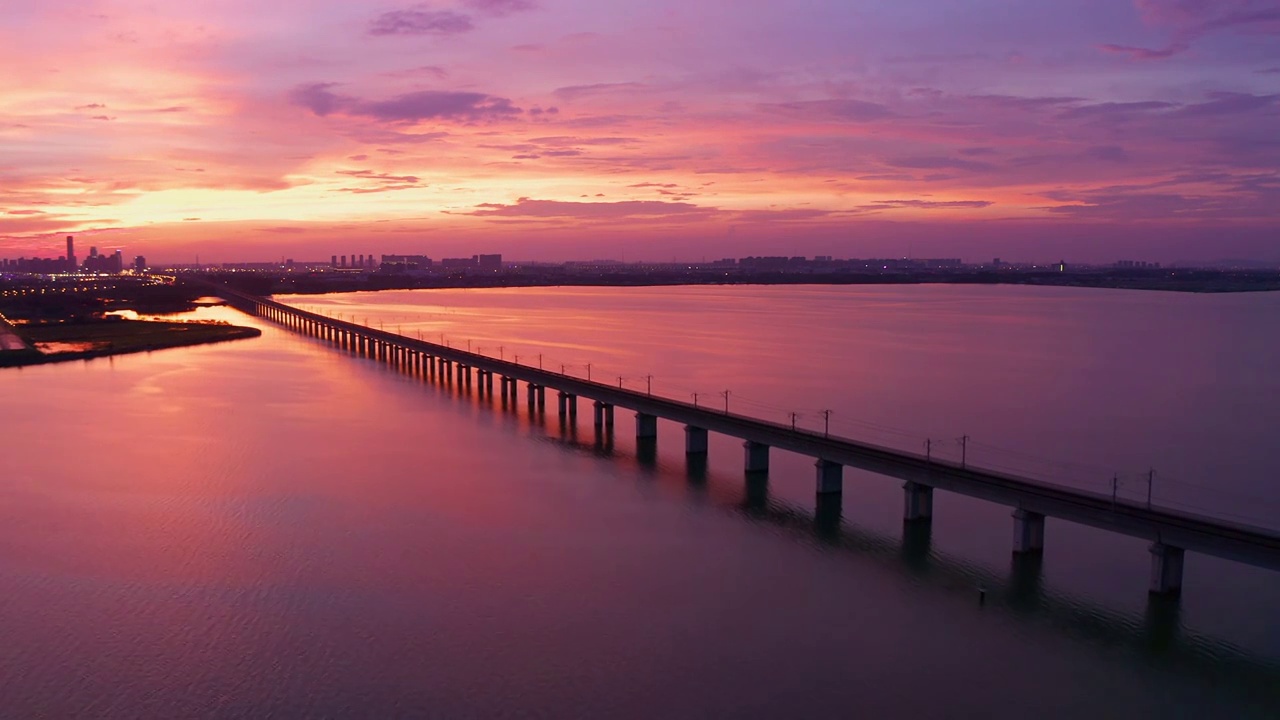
[380, 254, 433, 272]
[66, 235, 77, 271]
[81, 247, 124, 273]
[441, 257, 479, 270]
[477, 254, 502, 271]
[134, 256, 147, 271]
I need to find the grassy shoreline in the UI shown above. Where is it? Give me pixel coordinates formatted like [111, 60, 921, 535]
[0, 319, 261, 368]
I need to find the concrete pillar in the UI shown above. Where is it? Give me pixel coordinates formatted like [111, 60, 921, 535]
[445, 360, 454, 383]
[536, 385, 546, 410]
[815, 460, 843, 495]
[636, 413, 658, 440]
[903, 482, 934, 521]
[743, 441, 770, 474]
[1012, 508, 1046, 554]
[558, 392, 577, 418]
[484, 370, 494, 395]
[684, 425, 708, 455]
[526, 383, 539, 407]
[1149, 542, 1185, 596]
[460, 364, 472, 389]
[593, 401, 614, 429]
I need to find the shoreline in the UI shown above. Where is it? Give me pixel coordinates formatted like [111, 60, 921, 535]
[245, 272, 1280, 297]
[0, 320, 262, 368]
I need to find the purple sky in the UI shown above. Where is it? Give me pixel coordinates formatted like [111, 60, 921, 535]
[1, 0, 1278, 262]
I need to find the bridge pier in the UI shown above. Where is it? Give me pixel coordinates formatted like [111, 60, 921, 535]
[459, 364, 472, 390]
[743, 441, 770, 474]
[815, 460, 843, 494]
[1012, 508, 1046, 554]
[558, 391, 577, 419]
[1149, 542, 1185, 596]
[636, 413, 658, 440]
[684, 425, 708, 456]
[482, 370, 494, 395]
[903, 482, 934, 521]
[593, 401, 615, 430]
[527, 383, 543, 410]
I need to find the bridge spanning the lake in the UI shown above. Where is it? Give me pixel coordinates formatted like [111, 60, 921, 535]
[217, 286, 1280, 597]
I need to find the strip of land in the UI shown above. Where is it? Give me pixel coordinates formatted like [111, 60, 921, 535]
[0, 318, 261, 368]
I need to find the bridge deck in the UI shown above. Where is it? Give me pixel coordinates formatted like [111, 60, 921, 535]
[221, 288, 1280, 573]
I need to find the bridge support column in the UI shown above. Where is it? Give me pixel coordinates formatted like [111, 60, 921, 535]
[903, 482, 934, 521]
[1012, 508, 1045, 554]
[460, 364, 472, 389]
[445, 360, 454, 384]
[815, 460, 843, 495]
[684, 426, 708, 455]
[483, 370, 494, 395]
[636, 413, 658, 440]
[1149, 542, 1184, 596]
[536, 385, 546, 409]
[558, 392, 577, 419]
[593, 401, 614, 430]
[526, 383, 541, 408]
[743, 441, 769, 474]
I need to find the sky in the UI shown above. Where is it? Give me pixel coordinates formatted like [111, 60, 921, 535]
[1, 0, 1278, 263]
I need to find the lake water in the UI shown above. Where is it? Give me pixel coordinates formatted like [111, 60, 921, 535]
[1, 284, 1277, 717]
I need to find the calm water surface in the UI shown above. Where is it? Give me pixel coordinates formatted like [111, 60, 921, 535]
[1, 284, 1277, 718]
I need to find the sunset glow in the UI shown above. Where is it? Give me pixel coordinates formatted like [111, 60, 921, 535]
[3, 0, 1278, 261]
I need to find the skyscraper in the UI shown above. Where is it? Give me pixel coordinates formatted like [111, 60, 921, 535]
[66, 235, 76, 271]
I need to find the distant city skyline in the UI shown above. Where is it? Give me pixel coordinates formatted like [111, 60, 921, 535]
[2, 1, 1277, 262]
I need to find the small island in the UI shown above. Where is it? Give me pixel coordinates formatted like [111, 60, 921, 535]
[0, 316, 261, 368]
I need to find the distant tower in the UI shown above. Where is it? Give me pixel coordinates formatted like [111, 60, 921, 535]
[66, 235, 77, 271]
